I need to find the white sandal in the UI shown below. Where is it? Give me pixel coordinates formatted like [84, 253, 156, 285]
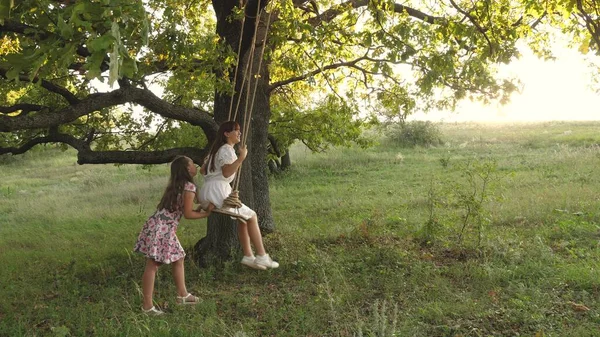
[177, 293, 200, 305]
[142, 306, 165, 316]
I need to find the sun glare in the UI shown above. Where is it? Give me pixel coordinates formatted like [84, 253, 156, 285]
[411, 43, 600, 122]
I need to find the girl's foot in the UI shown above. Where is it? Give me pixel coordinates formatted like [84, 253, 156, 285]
[241, 256, 267, 270]
[177, 293, 200, 305]
[254, 254, 279, 269]
[142, 306, 165, 316]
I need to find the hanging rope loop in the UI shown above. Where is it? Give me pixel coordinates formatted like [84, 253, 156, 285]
[222, 190, 243, 208]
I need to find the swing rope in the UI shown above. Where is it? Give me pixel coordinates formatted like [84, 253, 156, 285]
[234, 2, 273, 191]
[226, 0, 247, 122]
[213, 0, 273, 220]
[231, 0, 263, 122]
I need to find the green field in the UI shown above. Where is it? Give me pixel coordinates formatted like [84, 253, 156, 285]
[1, 121, 600, 336]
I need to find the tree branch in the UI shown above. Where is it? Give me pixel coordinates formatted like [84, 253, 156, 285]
[0, 20, 52, 40]
[269, 51, 410, 92]
[0, 68, 80, 104]
[0, 104, 46, 115]
[307, 0, 446, 27]
[0, 131, 209, 165]
[76, 147, 209, 165]
[0, 135, 58, 156]
[530, 10, 547, 30]
[448, 0, 494, 56]
[134, 120, 169, 150]
[302, 49, 346, 101]
[267, 133, 281, 157]
[269, 56, 368, 91]
[0, 84, 217, 141]
[346, 62, 405, 87]
[577, 0, 600, 51]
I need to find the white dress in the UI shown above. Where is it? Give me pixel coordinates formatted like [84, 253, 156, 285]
[198, 144, 256, 220]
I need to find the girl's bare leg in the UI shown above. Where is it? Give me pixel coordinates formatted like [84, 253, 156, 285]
[246, 215, 266, 256]
[171, 258, 188, 297]
[237, 221, 254, 256]
[142, 258, 161, 310]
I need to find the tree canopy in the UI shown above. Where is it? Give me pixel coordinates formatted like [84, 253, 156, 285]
[1, 0, 598, 163]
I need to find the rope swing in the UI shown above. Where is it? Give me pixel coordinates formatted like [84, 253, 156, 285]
[211, 0, 273, 222]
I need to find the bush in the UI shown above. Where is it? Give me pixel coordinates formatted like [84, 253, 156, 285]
[386, 121, 443, 147]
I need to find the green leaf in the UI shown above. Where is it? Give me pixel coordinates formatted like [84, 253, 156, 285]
[108, 21, 121, 86]
[84, 51, 106, 79]
[57, 13, 73, 39]
[69, 2, 93, 30]
[88, 34, 115, 53]
[5, 67, 20, 82]
[120, 57, 137, 79]
[57, 44, 77, 69]
[578, 36, 590, 54]
[0, 2, 10, 21]
[141, 16, 150, 46]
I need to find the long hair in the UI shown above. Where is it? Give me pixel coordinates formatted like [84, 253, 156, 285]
[207, 121, 240, 173]
[157, 156, 194, 212]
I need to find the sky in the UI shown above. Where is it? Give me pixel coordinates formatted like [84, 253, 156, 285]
[409, 43, 600, 122]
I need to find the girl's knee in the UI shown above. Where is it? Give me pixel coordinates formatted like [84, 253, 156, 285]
[146, 259, 161, 272]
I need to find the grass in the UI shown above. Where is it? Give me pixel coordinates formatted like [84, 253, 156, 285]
[1, 121, 600, 336]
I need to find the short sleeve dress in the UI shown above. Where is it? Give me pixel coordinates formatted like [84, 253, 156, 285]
[198, 144, 256, 220]
[133, 181, 196, 264]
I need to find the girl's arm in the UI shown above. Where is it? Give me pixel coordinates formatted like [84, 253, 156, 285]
[183, 191, 210, 219]
[222, 145, 247, 178]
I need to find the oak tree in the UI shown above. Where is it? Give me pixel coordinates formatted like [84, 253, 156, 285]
[1, 0, 596, 264]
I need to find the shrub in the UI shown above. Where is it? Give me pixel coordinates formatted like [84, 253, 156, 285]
[386, 121, 443, 147]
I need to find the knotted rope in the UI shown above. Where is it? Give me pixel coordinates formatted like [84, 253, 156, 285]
[222, 190, 243, 209]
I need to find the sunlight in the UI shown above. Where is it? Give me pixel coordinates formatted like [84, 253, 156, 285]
[411, 43, 600, 122]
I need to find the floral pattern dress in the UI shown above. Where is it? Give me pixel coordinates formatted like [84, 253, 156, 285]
[133, 182, 196, 264]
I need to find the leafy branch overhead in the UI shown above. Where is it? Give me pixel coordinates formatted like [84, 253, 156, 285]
[0, 0, 598, 164]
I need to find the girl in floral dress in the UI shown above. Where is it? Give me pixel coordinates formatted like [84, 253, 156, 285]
[134, 156, 210, 315]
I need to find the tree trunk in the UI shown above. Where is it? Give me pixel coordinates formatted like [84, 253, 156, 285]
[268, 159, 280, 174]
[194, 0, 273, 266]
[192, 213, 240, 267]
[250, 73, 274, 233]
[281, 151, 291, 171]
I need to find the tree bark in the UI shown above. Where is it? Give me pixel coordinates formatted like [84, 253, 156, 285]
[192, 213, 240, 268]
[250, 67, 274, 233]
[268, 159, 280, 174]
[281, 151, 291, 171]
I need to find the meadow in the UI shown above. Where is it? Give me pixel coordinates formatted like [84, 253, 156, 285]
[1, 121, 599, 336]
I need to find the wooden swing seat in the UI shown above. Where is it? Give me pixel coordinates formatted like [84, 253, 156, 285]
[211, 207, 248, 224]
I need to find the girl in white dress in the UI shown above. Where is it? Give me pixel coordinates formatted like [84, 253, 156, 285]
[199, 121, 279, 270]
